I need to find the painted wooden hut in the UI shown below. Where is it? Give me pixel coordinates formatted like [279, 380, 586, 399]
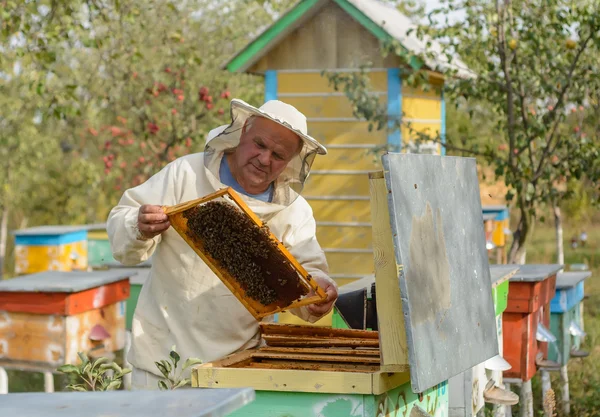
[223, 1, 468, 319]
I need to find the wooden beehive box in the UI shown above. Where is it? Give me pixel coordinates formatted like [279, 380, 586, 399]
[549, 271, 592, 365]
[12, 225, 89, 275]
[163, 187, 327, 320]
[0, 270, 132, 371]
[503, 264, 562, 381]
[194, 155, 500, 401]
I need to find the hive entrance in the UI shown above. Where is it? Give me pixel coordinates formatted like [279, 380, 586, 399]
[163, 188, 327, 319]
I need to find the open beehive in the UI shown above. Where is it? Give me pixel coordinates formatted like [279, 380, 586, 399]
[163, 187, 327, 320]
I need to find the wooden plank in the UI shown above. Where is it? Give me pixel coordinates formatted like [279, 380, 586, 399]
[368, 171, 410, 372]
[372, 370, 411, 395]
[402, 97, 442, 119]
[251, 351, 381, 364]
[0, 311, 66, 365]
[310, 148, 383, 171]
[263, 335, 379, 348]
[248, 361, 379, 373]
[317, 226, 372, 250]
[199, 350, 255, 368]
[400, 122, 442, 144]
[308, 200, 371, 223]
[325, 252, 375, 276]
[64, 301, 127, 365]
[260, 323, 378, 339]
[308, 121, 386, 146]
[194, 366, 375, 394]
[0, 280, 129, 315]
[283, 95, 370, 119]
[258, 346, 380, 356]
[277, 71, 388, 94]
[304, 173, 371, 197]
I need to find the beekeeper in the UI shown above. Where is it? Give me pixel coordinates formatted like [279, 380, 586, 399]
[107, 99, 338, 390]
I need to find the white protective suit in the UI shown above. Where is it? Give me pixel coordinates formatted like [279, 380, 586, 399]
[106, 102, 336, 386]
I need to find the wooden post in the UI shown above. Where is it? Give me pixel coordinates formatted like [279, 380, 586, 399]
[123, 330, 133, 390]
[368, 171, 409, 372]
[560, 365, 570, 415]
[541, 370, 552, 417]
[0, 367, 7, 394]
[504, 382, 513, 417]
[519, 380, 533, 417]
[44, 371, 54, 393]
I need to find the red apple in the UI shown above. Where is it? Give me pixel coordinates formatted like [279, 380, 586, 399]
[218, 108, 225, 115]
[177, 95, 184, 102]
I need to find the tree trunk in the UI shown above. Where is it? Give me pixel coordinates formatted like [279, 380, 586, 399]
[553, 202, 564, 265]
[508, 205, 532, 264]
[0, 206, 8, 280]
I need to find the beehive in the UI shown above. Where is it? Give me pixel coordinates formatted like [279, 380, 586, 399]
[503, 264, 562, 381]
[12, 226, 88, 275]
[549, 271, 592, 365]
[0, 270, 131, 371]
[163, 187, 327, 320]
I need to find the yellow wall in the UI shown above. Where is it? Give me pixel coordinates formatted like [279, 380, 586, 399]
[14, 241, 88, 275]
[276, 70, 442, 325]
[261, 1, 444, 325]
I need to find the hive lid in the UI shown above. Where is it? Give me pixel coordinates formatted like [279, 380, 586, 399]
[0, 270, 135, 293]
[556, 271, 592, 289]
[163, 187, 327, 320]
[381, 153, 498, 393]
[12, 225, 89, 236]
[489, 265, 520, 287]
[508, 264, 564, 282]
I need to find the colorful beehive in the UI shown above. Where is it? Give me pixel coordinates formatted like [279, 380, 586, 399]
[12, 226, 89, 275]
[85, 223, 117, 268]
[502, 264, 562, 381]
[449, 265, 519, 416]
[481, 205, 510, 264]
[193, 153, 498, 417]
[221, 0, 472, 314]
[0, 270, 131, 372]
[548, 271, 592, 365]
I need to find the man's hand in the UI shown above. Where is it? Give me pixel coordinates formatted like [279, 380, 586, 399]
[137, 205, 171, 240]
[307, 275, 338, 317]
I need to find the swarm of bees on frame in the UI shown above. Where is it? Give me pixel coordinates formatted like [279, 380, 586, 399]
[183, 200, 306, 306]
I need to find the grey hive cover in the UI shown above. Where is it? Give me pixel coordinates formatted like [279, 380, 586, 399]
[382, 153, 498, 392]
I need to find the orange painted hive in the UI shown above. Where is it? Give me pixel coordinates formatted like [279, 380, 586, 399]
[0, 270, 132, 371]
[502, 264, 561, 381]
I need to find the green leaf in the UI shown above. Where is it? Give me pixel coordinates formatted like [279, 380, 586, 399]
[173, 378, 190, 390]
[106, 380, 121, 391]
[67, 385, 88, 392]
[170, 350, 181, 367]
[155, 361, 170, 379]
[78, 352, 90, 367]
[57, 364, 80, 374]
[182, 358, 203, 370]
[158, 380, 169, 390]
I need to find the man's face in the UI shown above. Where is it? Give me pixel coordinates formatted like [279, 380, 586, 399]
[227, 116, 302, 195]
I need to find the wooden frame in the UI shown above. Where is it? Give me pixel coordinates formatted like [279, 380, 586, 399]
[193, 346, 409, 395]
[163, 187, 327, 320]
